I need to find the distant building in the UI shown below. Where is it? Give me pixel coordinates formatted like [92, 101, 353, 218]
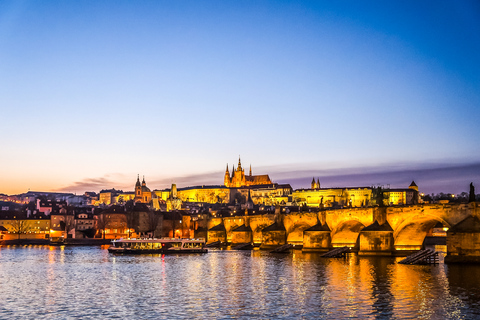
[74, 207, 95, 238]
[98, 189, 123, 205]
[384, 181, 419, 205]
[95, 206, 128, 239]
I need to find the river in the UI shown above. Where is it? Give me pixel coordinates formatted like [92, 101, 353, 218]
[0, 245, 479, 319]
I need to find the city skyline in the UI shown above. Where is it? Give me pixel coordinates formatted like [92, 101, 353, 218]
[1, 159, 478, 196]
[1, 1, 479, 195]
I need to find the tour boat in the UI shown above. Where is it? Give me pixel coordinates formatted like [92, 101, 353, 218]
[108, 237, 208, 254]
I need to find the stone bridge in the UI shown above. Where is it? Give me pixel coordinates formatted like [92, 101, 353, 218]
[205, 203, 480, 259]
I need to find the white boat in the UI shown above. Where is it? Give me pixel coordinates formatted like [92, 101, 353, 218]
[108, 237, 208, 254]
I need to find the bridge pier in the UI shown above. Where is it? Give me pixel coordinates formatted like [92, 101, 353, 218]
[231, 224, 253, 244]
[207, 223, 227, 244]
[446, 212, 480, 263]
[302, 222, 331, 252]
[358, 221, 394, 256]
[260, 222, 286, 250]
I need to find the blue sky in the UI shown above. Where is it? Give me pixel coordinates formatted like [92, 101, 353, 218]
[0, 1, 479, 195]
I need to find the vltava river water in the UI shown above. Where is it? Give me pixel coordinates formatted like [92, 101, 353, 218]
[0, 246, 480, 319]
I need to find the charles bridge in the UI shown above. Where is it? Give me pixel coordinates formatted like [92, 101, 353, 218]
[202, 202, 480, 263]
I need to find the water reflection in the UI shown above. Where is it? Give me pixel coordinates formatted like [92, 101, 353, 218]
[1, 246, 480, 319]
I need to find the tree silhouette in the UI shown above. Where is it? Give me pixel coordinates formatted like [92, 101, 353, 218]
[9, 220, 33, 239]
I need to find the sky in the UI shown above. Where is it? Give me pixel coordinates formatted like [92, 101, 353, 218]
[0, 1, 479, 195]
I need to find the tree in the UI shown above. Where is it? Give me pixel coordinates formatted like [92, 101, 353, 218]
[146, 211, 161, 237]
[59, 216, 76, 239]
[79, 228, 96, 238]
[95, 214, 107, 239]
[117, 196, 125, 205]
[9, 220, 33, 239]
[125, 212, 137, 238]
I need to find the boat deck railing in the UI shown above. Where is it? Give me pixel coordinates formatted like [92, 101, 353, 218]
[113, 237, 206, 242]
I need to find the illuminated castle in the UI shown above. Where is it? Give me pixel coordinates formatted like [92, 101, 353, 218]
[224, 157, 272, 188]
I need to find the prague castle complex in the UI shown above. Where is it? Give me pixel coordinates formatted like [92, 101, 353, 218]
[92, 157, 420, 210]
[224, 157, 272, 188]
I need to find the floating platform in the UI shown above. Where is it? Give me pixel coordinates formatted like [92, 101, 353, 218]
[231, 243, 254, 250]
[398, 249, 439, 265]
[320, 246, 351, 258]
[270, 244, 293, 253]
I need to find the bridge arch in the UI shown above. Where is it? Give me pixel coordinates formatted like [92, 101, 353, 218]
[393, 214, 451, 250]
[331, 219, 366, 248]
[286, 221, 315, 244]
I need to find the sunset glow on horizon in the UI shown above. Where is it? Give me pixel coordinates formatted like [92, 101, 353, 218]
[1, 1, 479, 195]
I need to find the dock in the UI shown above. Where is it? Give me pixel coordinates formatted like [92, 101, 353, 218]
[231, 243, 254, 250]
[320, 246, 351, 258]
[270, 244, 293, 253]
[398, 249, 439, 265]
[205, 241, 222, 248]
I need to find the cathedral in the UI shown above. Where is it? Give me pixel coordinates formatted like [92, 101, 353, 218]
[224, 157, 272, 188]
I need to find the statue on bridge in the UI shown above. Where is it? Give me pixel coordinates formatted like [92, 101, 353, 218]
[469, 182, 476, 203]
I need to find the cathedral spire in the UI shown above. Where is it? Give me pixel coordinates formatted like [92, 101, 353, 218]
[238, 156, 242, 171]
[249, 164, 252, 176]
[225, 163, 229, 174]
[142, 175, 146, 186]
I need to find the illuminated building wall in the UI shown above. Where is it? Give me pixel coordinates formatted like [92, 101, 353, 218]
[0, 218, 50, 240]
[384, 182, 419, 205]
[291, 187, 372, 207]
[154, 186, 230, 204]
[249, 184, 292, 205]
[95, 212, 128, 239]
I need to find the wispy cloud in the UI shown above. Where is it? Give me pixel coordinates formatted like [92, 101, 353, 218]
[55, 173, 132, 193]
[55, 162, 480, 195]
[268, 162, 480, 194]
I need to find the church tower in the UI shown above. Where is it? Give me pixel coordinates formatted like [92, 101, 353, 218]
[409, 181, 418, 191]
[233, 156, 246, 187]
[224, 164, 231, 187]
[135, 175, 142, 202]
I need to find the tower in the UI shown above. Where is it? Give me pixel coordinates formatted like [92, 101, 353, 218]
[224, 164, 231, 187]
[246, 189, 254, 210]
[409, 181, 418, 191]
[135, 175, 142, 202]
